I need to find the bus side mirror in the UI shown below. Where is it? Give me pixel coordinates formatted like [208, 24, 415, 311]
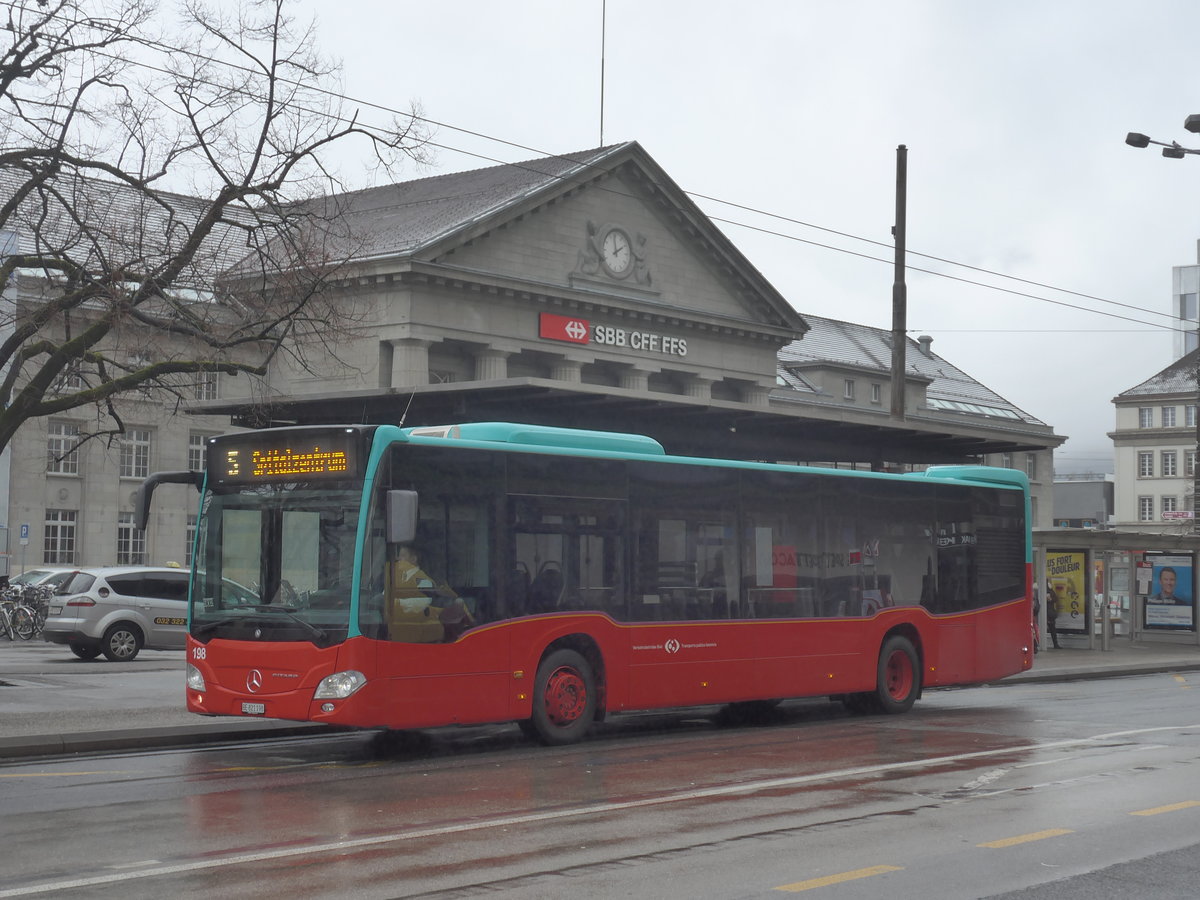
[135, 471, 204, 530]
[387, 490, 418, 544]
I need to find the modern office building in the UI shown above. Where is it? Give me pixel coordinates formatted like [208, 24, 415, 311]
[1172, 242, 1200, 359]
[1052, 473, 1114, 529]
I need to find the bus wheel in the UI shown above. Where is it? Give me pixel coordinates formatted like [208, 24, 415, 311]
[526, 648, 596, 746]
[875, 635, 920, 714]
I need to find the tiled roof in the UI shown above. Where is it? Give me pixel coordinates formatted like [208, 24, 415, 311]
[0, 168, 263, 289]
[779, 314, 1048, 425]
[1115, 348, 1200, 398]
[301, 144, 630, 261]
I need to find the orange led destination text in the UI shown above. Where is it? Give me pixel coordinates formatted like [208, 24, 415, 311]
[247, 446, 350, 478]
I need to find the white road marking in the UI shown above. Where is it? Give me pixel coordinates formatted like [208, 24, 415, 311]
[3, 723, 1200, 898]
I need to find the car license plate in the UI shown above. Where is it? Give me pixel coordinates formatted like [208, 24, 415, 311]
[241, 702, 266, 715]
[49, 605, 62, 614]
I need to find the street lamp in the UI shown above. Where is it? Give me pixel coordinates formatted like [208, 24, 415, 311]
[1126, 116, 1200, 536]
[1125, 131, 1200, 158]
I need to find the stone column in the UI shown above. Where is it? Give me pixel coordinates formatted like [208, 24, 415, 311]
[619, 367, 650, 392]
[389, 338, 431, 388]
[743, 383, 772, 406]
[550, 358, 583, 383]
[474, 348, 510, 382]
[685, 377, 712, 401]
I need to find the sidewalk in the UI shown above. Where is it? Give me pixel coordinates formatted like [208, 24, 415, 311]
[2, 637, 1199, 760]
[1006, 635, 1200, 684]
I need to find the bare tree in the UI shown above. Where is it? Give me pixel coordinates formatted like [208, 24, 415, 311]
[0, 0, 430, 452]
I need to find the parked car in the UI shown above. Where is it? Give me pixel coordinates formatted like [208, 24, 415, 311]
[42, 566, 192, 661]
[9, 567, 75, 590]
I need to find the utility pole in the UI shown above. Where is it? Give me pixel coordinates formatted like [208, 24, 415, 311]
[599, 0, 607, 145]
[890, 144, 908, 422]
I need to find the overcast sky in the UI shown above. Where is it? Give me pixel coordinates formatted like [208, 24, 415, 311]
[290, 0, 1200, 473]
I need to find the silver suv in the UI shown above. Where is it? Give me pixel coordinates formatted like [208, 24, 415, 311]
[42, 566, 193, 661]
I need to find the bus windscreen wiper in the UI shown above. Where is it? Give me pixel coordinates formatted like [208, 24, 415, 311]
[249, 605, 329, 644]
[192, 617, 239, 638]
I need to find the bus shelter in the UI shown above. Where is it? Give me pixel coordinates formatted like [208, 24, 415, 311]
[1034, 528, 1200, 648]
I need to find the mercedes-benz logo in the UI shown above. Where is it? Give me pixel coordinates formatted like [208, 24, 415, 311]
[246, 669, 264, 693]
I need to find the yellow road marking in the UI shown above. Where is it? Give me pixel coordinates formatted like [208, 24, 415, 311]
[978, 828, 1073, 848]
[1131, 800, 1200, 816]
[775, 865, 903, 892]
[1174, 675, 1188, 684]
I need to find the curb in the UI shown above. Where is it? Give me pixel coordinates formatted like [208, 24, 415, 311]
[0, 721, 337, 760]
[1000, 659, 1200, 686]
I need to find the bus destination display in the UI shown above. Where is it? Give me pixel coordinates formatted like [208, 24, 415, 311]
[209, 430, 361, 485]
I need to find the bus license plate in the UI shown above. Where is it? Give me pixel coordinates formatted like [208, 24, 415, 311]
[241, 702, 266, 715]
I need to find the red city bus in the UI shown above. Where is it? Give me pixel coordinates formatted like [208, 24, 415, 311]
[137, 422, 1033, 745]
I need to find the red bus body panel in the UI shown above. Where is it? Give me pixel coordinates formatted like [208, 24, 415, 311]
[186, 596, 1032, 729]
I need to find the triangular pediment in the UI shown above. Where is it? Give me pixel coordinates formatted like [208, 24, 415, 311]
[327, 142, 807, 340]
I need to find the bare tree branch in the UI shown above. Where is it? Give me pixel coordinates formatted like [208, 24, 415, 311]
[0, 0, 432, 450]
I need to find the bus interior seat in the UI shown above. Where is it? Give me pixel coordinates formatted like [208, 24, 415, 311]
[529, 562, 564, 613]
[508, 562, 531, 615]
[657, 561, 698, 618]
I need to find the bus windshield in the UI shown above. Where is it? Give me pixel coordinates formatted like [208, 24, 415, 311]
[191, 482, 363, 645]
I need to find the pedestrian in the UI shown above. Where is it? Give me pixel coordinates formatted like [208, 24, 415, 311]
[1046, 583, 1062, 649]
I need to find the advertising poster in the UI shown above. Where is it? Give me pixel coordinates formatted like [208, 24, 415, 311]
[1046, 550, 1087, 633]
[1145, 554, 1195, 631]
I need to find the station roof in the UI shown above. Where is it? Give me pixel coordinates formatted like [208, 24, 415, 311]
[211, 375, 1060, 466]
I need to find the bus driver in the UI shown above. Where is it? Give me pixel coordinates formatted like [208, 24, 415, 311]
[385, 545, 473, 642]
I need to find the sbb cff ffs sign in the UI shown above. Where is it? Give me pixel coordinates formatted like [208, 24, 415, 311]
[538, 312, 688, 357]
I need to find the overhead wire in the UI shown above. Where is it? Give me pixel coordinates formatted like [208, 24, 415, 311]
[0, 0, 1188, 337]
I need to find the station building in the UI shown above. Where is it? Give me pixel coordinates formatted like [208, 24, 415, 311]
[1, 142, 1062, 572]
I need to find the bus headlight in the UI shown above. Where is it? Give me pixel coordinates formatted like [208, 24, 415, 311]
[314, 670, 367, 700]
[186, 664, 206, 693]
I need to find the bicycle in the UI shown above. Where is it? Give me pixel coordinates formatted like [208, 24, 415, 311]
[25, 583, 54, 639]
[0, 595, 35, 640]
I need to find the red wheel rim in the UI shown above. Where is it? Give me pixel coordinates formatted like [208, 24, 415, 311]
[884, 650, 914, 700]
[544, 665, 588, 726]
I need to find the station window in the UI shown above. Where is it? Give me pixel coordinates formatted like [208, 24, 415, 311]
[47, 421, 81, 475]
[116, 512, 146, 566]
[1138, 496, 1154, 521]
[1162, 451, 1178, 477]
[44, 509, 77, 564]
[1138, 451, 1154, 478]
[120, 428, 152, 479]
